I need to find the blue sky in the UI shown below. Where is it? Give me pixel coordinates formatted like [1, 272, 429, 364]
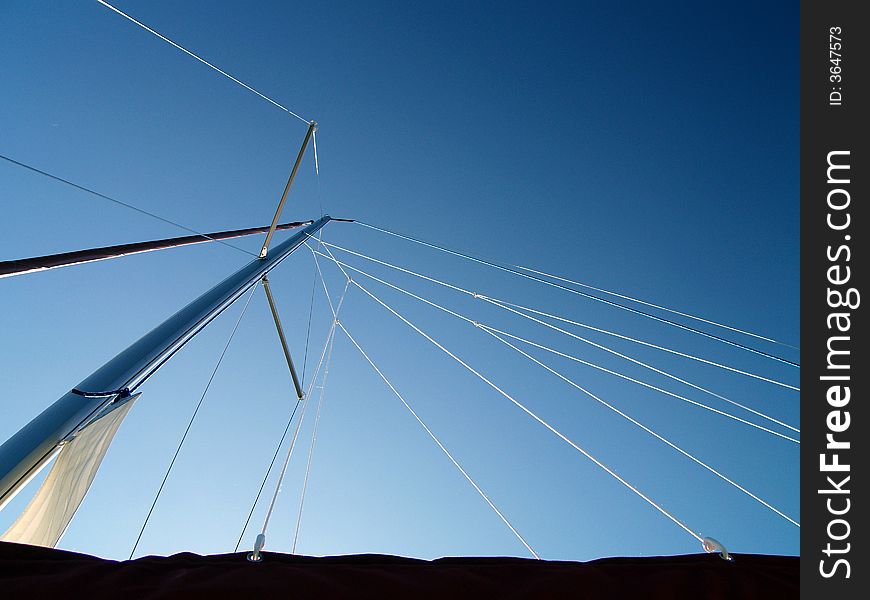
[1, 1, 798, 561]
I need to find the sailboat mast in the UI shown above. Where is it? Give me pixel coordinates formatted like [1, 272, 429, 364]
[0, 216, 330, 509]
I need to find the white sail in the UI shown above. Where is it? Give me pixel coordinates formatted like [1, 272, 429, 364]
[1, 395, 138, 548]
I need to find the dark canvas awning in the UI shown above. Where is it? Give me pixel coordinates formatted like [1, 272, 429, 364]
[0, 541, 797, 599]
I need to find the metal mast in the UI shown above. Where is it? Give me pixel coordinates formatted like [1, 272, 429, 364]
[0, 216, 331, 509]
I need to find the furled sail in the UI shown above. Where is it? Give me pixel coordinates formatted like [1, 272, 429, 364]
[1, 395, 138, 548]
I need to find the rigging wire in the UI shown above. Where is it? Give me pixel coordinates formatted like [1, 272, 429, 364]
[236, 303, 338, 553]
[317, 242, 353, 282]
[300, 232, 325, 387]
[305, 252, 540, 556]
[481, 323, 799, 437]
[291, 352, 330, 554]
[234, 400, 301, 553]
[235, 248, 331, 553]
[291, 286, 345, 553]
[291, 268, 349, 553]
[255, 283, 350, 548]
[321, 240, 798, 392]
[478, 325, 799, 527]
[311, 248, 339, 311]
[94, 0, 310, 125]
[514, 264, 799, 351]
[313, 130, 324, 218]
[345, 275, 707, 547]
[338, 321, 541, 559]
[309, 242, 353, 309]
[130, 284, 258, 559]
[0, 153, 256, 258]
[312, 249, 799, 440]
[479, 296, 800, 442]
[257, 327, 332, 543]
[477, 295, 799, 392]
[353, 221, 800, 366]
[299, 269, 318, 387]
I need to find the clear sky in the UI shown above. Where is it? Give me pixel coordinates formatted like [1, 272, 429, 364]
[0, 1, 798, 561]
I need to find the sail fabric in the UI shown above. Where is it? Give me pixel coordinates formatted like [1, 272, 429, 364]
[0, 542, 798, 599]
[1, 397, 137, 548]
